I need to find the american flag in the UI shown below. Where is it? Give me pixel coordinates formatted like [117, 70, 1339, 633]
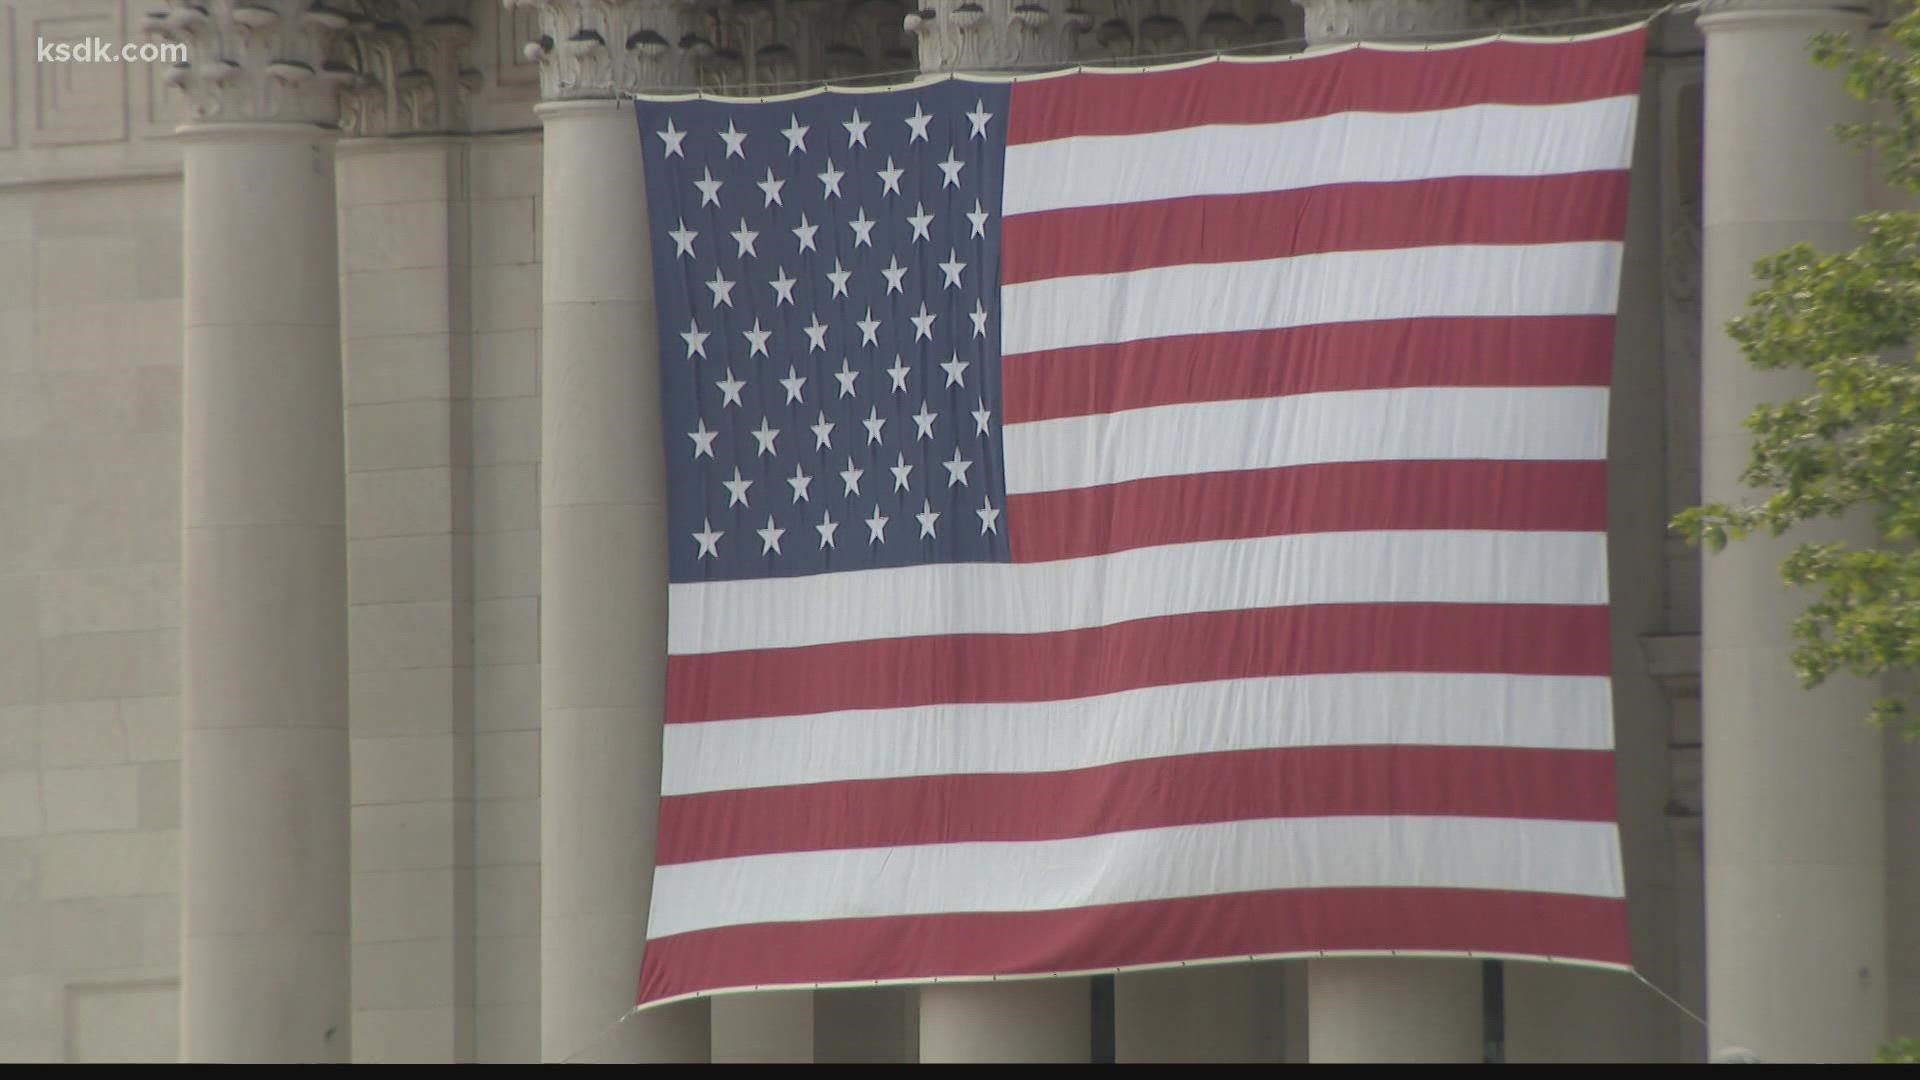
[634, 26, 1646, 1007]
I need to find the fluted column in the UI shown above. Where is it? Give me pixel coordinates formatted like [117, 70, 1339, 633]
[510, 0, 710, 1062]
[146, 0, 353, 1062]
[1696, 0, 1885, 1061]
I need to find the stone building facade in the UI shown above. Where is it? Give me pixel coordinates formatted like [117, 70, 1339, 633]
[0, 0, 1913, 1063]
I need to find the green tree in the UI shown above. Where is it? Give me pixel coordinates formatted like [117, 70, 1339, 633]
[1672, 2, 1920, 741]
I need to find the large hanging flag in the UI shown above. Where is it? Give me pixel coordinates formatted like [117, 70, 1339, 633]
[634, 24, 1646, 1007]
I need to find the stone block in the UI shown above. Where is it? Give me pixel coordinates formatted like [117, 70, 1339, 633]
[0, 707, 36, 771]
[353, 867, 467, 944]
[35, 563, 177, 637]
[351, 800, 471, 873]
[131, 364, 179, 435]
[472, 397, 538, 466]
[469, 140, 542, 201]
[472, 465, 536, 535]
[350, 668, 456, 738]
[349, 534, 457, 606]
[137, 761, 178, 830]
[66, 979, 179, 1063]
[349, 601, 456, 674]
[343, 202, 451, 274]
[39, 629, 178, 702]
[474, 664, 538, 734]
[474, 797, 538, 869]
[471, 263, 539, 333]
[474, 528, 538, 600]
[347, 400, 454, 473]
[475, 1002, 538, 1064]
[476, 863, 537, 939]
[0, 577, 37, 705]
[351, 733, 460, 806]
[38, 700, 124, 767]
[471, 198, 535, 268]
[36, 236, 137, 305]
[343, 268, 451, 340]
[37, 896, 173, 972]
[352, 1006, 465, 1064]
[347, 468, 454, 540]
[118, 697, 178, 763]
[352, 938, 464, 1010]
[40, 830, 177, 898]
[471, 329, 536, 400]
[344, 333, 454, 406]
[133, 220, 184, 301]
[475, 935, 537, 1005]
[474, 731, 537, 802]
[40, 765, 139, 833]
[0, 773, 41, 837]
[339, 146, 452, 208]
[473, 597, 536, 668]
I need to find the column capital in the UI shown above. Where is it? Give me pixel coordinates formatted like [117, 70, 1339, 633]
[1294, 0, 1653, 47]
[335, 2, 486, 136]
[904, 0, 1093, 73]
[142, 0, 355, 126]
[506, 0, 697, 99]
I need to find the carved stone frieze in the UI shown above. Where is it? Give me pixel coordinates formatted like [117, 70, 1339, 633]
[1080, 0, 1299, 61]
[1296, 0, 1653, 46]
[506, 0, 698, 98]
[336, 2, 486, 135]
[903, 0, 1092, 71]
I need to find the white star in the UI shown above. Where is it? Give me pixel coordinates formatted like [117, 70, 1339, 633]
[881, 255, 908, 295]
[916, 498, 941, 539]
[939, 249, 967, 289]
[825, 259, 852, 299]
[849, 207, 876, 247]
[972, 399, 992, 435]
[911, 302, 937, 342]
[940, 353, 969, 388]
[970, 299, 989, 338]
[730, 219, 760, 258]
[658, 119, 688, 158]
[937, 147, 965, 189]
[906, 102, 933, 143]
[843, 109, 870, 148]
[787, 462, 813, 503]
[782, 114, 810, 154]
[719, 119, 748, 159]
[768, 266, 797, 307]
[757, 167, 786, 208]
[681, 320, 709, 360]
[907, 202, 934, 243]
[780, 366, 808, 405]
[887, 355, 911, 393]
[891, 452, 914, 492]
[977, 497, 1000, 535]
[967, 198, 989, 238]
[715, 368, 746, 408]
[857, 308, 882, 347]
[803, 315, 830, 353]
[687, 418, 718, 459]
[878, 156, 904, 197]
[841, 458, 865, 497]
[695, 167, 723, 207]
[863, 405, 886, 445]
[705, 268, 735, 308]
[692, 517, 721, 558]
[818, 158, 845, 199]
[912, 401, 938, 440]
[752, 416, 780, 457]
[757, 515, 786, 555]
[816, 509, 839, 549]
[722, 466, 753, 508]
[669, 218, 698, 258]
[835, 358, 860, 398]
[943, 446, 973, 487]
[865, 505, 889, 544]
[791, 213, 818, 253]
[967, 99, 994, 139]
[811, 411, 835, 450]
[742, 319, 771, 358]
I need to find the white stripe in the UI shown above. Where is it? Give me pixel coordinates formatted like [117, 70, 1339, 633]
[647, 815, 1625, 938]
[662, 673, 1613, 795]
[1001, 242, 1623, 356]
[1002, 96, 1638, 216]
[667, 529, 1605, 655]
[1003, 386, 1608, 496]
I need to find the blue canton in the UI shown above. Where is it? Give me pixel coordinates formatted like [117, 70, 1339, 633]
[639, 83, 1014, 584]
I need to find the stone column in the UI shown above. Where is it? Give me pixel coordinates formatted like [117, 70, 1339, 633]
[1695, 0, 1886, 1061]
[510, 0, 708, 1062]
[902, 3, 1093, 1063]
[147, 0, 353, 1062]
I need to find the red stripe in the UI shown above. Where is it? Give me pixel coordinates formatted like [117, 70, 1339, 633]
[1001, 173, 1629, 283]
[657, 745, 1618, 865]
[637, 887, 1631, 1004]
[666, 603, 1609, 724]
[999, 316, 1615, 424]
[1005, 31, 1647, 144]
[1008, 460, 1605, 564]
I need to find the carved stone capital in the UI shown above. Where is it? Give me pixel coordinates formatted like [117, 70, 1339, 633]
[337, 2, 486, 136]
[1083, 1, 1299, 61]
[507, 0, 698, 98]
[143, 0, 355, 126]
[904, 0, 1093, 73]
